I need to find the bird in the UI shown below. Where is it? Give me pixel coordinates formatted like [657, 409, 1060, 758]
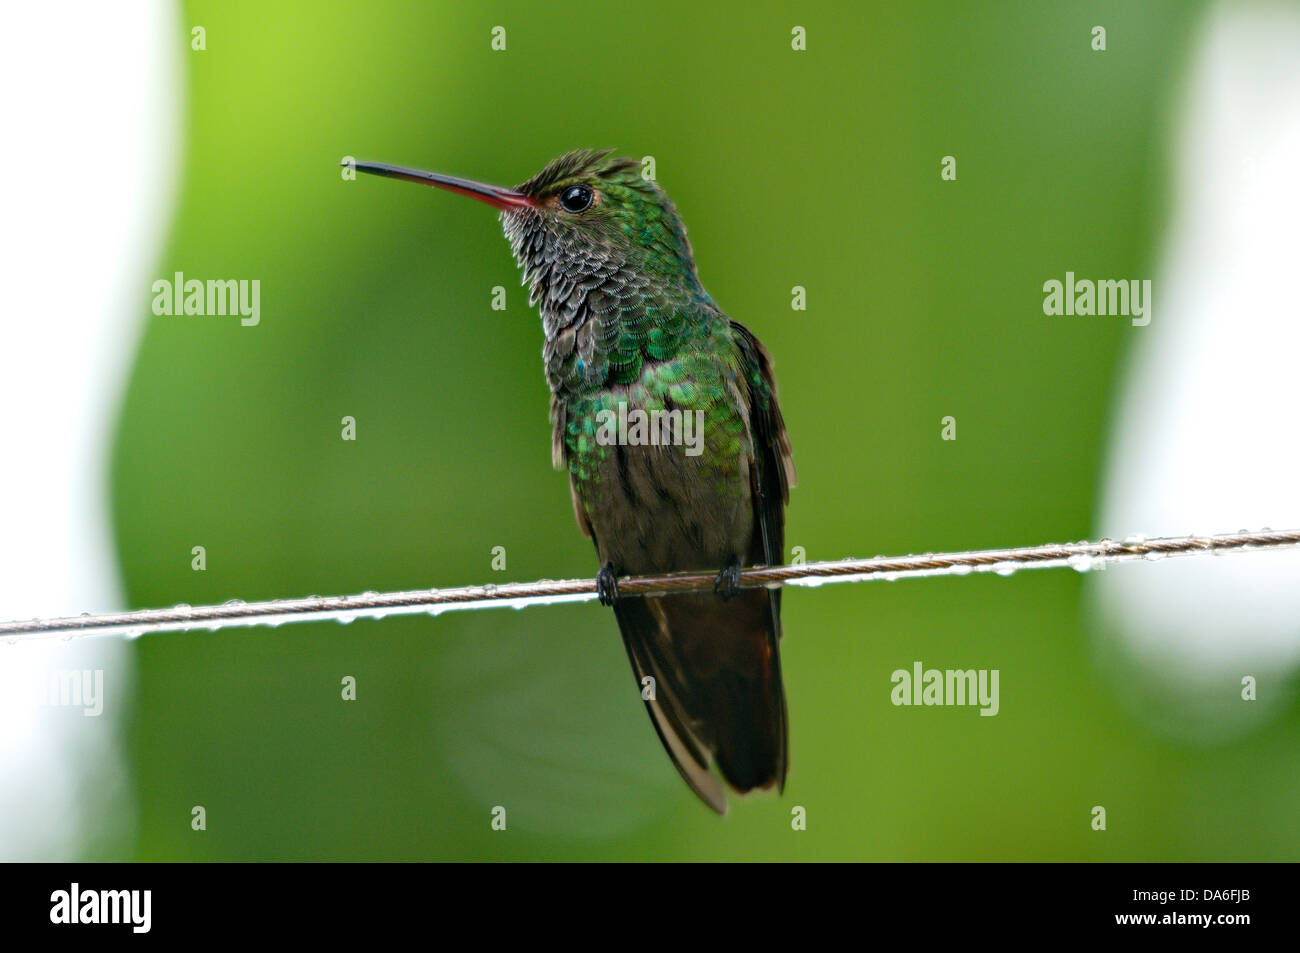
[351, 150, 795, 813]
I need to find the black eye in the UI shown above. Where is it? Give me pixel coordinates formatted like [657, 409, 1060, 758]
[559, 184, 594, 212]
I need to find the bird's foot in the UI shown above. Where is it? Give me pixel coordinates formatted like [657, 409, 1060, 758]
[597, 562, 621, 607]
[714, 557, 742, 601]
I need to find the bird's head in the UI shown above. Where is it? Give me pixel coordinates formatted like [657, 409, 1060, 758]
[350, 150, 703, 315]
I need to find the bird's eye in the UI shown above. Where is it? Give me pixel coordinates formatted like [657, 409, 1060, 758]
[559, 184, 594, 213]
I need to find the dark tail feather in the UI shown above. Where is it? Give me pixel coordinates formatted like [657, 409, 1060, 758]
[613, 588, 788, 813]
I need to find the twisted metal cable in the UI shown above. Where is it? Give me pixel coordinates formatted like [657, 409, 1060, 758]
[3, 528, 1298, 643]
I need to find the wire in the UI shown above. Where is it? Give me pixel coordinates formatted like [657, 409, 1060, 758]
[3, 528, 1298, 643]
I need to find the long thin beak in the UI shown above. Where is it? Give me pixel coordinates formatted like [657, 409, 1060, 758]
[348, 160, 536, 211]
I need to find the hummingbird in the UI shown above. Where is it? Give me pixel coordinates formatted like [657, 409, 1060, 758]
[352, 150, 795, 813]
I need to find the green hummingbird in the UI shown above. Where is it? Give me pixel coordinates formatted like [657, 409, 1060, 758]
[352, 150, 795, 813]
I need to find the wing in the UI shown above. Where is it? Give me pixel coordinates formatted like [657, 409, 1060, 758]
[730, 319, 796, 592]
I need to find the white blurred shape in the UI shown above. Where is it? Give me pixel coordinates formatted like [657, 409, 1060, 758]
[0, 3, 180, 858]
[1096, 3, 1300, 682]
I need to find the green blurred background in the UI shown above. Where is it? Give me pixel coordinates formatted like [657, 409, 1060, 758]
[97, 0, 1297, 859]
